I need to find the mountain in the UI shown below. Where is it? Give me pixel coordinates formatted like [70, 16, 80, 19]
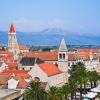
[0, 28, 100, 46]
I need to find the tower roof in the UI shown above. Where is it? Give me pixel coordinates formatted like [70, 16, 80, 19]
[9, 24, 15, 33]
[59, 37, 67, 51]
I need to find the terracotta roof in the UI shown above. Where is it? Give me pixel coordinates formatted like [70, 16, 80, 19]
[15, 74, 31, 80]
[77, 48, 98, 53]
[19, 45, 29, 50]
[0, 70, 31, 88]
[6, 62, 18, 70]
[1, 70, 29, 75]
[17, 79, 28, 88]
[0, 73, 11, 85]
[9, 24, 15, 33]
[2, 56, 14, 62]
[26, 50, 58, 61]
[0, 73, 12, 76]
[68, 53, 98, 61]
[26, 49, 98, 61]
[68, 54, 75, 61]
[38, 63, 63, 77]
[0, 50, 12, 55]
[0, 77, 8, 85]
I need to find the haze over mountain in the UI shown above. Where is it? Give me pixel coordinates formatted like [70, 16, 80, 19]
[0, 28, 100, 46]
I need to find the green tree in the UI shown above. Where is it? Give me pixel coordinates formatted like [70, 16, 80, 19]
[60, 83, 71, 100]
[69, 62, 88, 100]
[87, 71, 100, 88]
[23, 82, 48, 100]
[48, 86, 60, 100]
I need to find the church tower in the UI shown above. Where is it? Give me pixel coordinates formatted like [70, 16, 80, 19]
[58, 37, 68, 72]
[8, 24, 19, 59]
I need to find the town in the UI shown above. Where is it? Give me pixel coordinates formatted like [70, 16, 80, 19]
[0, 23, 100, 100]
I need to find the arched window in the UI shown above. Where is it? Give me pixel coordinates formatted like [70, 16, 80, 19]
[63, 53, 65, 59]
[59, 53, 62, 59]
[34, 77, 40, 82]
[22, 68, 24, 70]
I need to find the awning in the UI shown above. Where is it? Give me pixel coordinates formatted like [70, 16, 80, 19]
[85, 92, 97, 99]
[91, 88, 100, 93]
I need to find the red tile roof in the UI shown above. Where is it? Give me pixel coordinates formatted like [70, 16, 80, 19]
[0, 50, 12, 55]
[9, 24, 15, 33]
[77, 48, 98, 53]
[0, 70, 31, 88]
[17, 79, 28, 88]
[26, 50, 58, 61]
[38, 63, 63, 77]
[68, 54, 75, 61]
[26, 49, 98, 61]
[68, 53, 98, 61]
[19, 45, 29, 50]
[6, 62, 18, 70]
[15, 74, 31, 79]
[0, 72, 12, 76]
[1, 70, 29, 75]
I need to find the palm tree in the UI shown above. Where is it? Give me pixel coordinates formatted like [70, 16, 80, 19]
[87, 71, 94, 88]
[76, 62, 88, 99]
[48, 86, 60, 100]
[60, 83, 70, 100]
[69, 62, 88, 100]
[23, 81, 48, 100]
[87, 71, 100, 88]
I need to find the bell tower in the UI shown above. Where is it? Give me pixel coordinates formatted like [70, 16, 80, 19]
[58, 37, 68, 72]
[8, 24, 19, 59]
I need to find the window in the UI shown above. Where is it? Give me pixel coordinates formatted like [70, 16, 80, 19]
[34, 77, 40, 82]
[13, 36, 15, 39]
[30, 67, 32, 70]
[59, 53, 62, 59]
[22, 68, 24, 70]
[63, 53, 65, 59]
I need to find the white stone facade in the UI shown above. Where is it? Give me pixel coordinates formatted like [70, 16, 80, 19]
[29, 64, 65, 87]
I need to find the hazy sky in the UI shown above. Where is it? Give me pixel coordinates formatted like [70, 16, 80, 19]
[0, 0, 100, 34]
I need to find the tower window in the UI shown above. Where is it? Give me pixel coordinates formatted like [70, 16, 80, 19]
[59, 54, 62, 59]
[63, 53, 65, 59]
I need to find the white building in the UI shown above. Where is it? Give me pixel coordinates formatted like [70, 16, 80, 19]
[29, 63, 65, 87]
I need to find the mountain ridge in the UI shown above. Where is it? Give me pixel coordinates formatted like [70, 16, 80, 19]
[0, 28, 100, 46]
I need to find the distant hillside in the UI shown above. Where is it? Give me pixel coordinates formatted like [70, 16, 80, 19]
[0, 28, 100, 46]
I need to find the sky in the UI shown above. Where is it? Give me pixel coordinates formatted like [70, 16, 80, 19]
[0, 0, 100, 34]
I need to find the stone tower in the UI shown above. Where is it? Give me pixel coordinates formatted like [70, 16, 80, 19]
[8, 24, 19, 59]
[58, 37, 68, 72]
